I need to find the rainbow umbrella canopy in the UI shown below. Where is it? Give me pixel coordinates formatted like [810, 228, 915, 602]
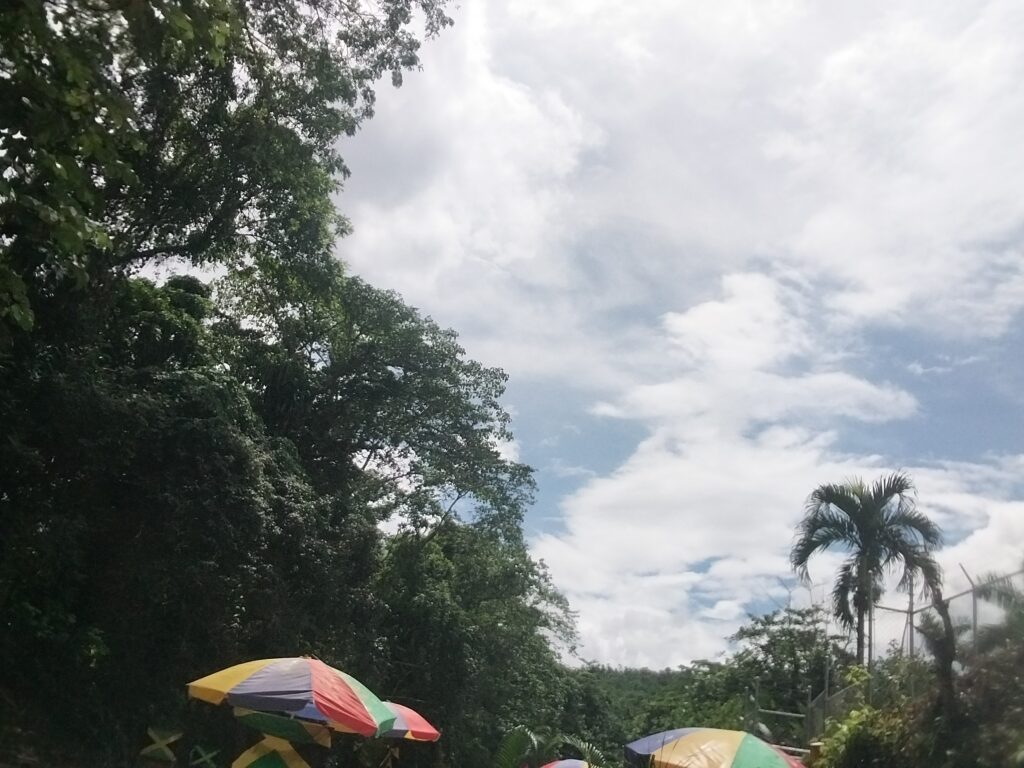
[188, 658, 396, 738]
[377, 702, 441, 742]
[625, 729, 804, 768]
[541, 761, 590, 768]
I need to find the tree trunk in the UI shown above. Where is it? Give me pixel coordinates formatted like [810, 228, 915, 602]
[929, 586, 961, 767]
[931, 587, 957, 720]
[856, 555, 869, 666]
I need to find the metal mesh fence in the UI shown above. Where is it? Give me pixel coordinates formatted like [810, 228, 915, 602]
[804, 568, 1023, 740]
[805, 681, 862, 741]
[879, 568, 1024, 659]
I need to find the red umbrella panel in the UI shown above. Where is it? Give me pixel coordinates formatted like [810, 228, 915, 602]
[377, 702, 441, 741]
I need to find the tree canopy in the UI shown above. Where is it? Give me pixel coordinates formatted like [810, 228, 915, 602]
[0, 0, 573, 761]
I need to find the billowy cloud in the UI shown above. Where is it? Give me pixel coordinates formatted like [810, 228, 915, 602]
[533, 273, 1022, 664]
[341, 0, 1024, 665]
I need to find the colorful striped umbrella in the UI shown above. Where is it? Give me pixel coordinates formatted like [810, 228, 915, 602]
[378, 702, 441, 741]
[625, 729, 804, 768]
[541, 761, 590, 768]
[188, 658, 395, 738]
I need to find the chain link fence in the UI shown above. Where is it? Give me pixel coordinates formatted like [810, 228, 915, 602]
[804, 567, 1023, 740]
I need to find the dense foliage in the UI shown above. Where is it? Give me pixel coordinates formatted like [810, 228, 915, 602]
[0, 0, 450, 342]
[0, 256, 579, 763]
[813, 564, 1024, 768]
[576, 609, 852, 757]
[0, 0, 577, 763]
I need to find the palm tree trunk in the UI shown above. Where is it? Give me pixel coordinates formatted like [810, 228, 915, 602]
[928, 586, 961, 766]
[855, 556, 868, 665]
[930, 587, 957, 721]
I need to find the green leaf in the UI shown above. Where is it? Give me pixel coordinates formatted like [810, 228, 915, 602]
[166, 7, 195, 40]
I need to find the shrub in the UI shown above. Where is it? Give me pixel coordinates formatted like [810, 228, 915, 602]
[814, 706, 918, 768]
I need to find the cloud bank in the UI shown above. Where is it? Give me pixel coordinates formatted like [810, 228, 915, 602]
[341, 0, 1024, 665]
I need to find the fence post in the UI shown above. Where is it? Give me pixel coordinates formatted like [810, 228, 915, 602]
[908, 573, 915, 658]
[960, 564, 978, 652]
[867, 602, 874, 706]
[805, 687, 812, 743]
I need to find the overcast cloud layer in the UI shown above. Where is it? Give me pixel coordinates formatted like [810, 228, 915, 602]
[339, 0, 1024, 667]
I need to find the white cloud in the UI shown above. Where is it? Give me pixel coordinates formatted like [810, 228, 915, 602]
[547, 459, 597, 479]
[907, 362, 952, 377]
[593, 273, 916, 433]
[339, 0, 1024, 665]
[907, 355, 983, 377]
[703, 600, 747, 622]
[493, 437, 522, 463]
[345, 0, 1024, 394]
[533, 275, 1021, 665]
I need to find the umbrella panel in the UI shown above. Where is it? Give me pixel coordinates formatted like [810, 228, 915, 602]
[188, 658, 395, 738]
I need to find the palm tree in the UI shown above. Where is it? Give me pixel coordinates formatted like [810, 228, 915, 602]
[492, 727, 607, 768]
[791, 471, 943, 665]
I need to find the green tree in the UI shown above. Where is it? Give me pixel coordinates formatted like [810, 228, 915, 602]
[628, 661, 747, 738]
[215, 265, 533, 533]
[371, 517, 574, 767]
[586, 609, 850, 750]
[0, 270, 545, 759]
[814, 706, 920, 768]
[0, 276, 363, 750]
[731, 608, 852, 745]
[0, 1, 602, 766]
[0, 0, 451, 343]
[557, 668, 626, 760]
[791, 472, 943, 665]
[959, 640, 1024, 768]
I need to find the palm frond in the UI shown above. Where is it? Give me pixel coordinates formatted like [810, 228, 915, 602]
[493, 727, 540, 768]
[842, 476, 870, 500]
[560, 735, 607, 768]
[830, 559, 857, 631]
[916, 554, 943, 595]
[976, 574, 1023, 611]
[869, 470, 916, 507]
[792, 490, 863, 579]
[878, 535, 943, 593]
[881, 504, 942, 549]
[806, 482, 865, 520]
[974, 565, 1024, 653]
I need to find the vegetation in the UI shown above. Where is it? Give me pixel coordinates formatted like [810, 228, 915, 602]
[1, 0, 570, 763]
[975, 558, 1024, 653]
[598, 609, 852, 749]
[492, 726, 608, 768]
[795, 478, 1023, 768]
[813, 634, 1024, 768]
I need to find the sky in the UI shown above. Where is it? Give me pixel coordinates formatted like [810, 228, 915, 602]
[337, 0, 1024, 668]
